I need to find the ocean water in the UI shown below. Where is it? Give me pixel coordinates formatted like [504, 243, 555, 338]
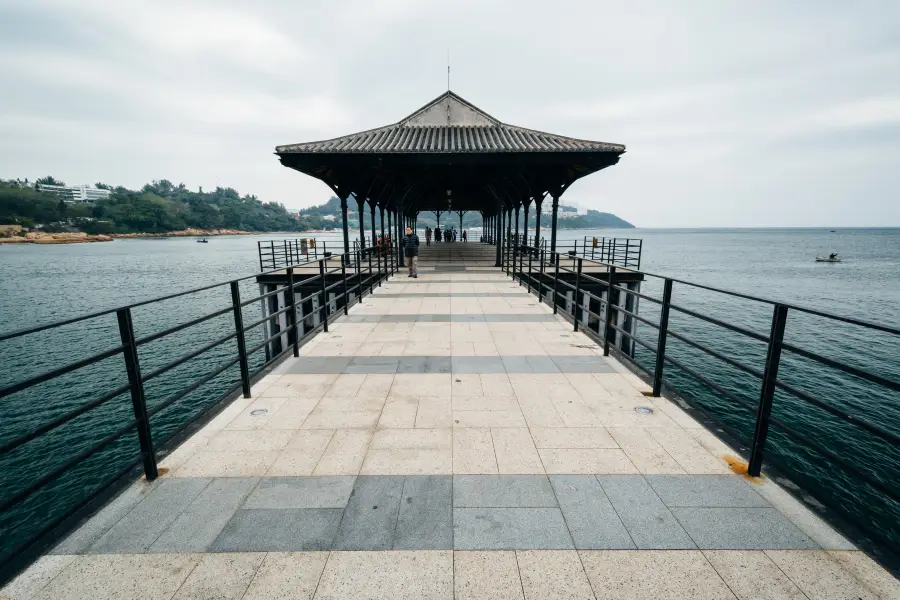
[0, 228, 898, 568]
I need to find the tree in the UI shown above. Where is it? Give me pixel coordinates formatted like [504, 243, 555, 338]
[35, 176, 65, 186]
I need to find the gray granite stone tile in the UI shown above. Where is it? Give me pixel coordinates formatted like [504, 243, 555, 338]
[500, 356, 533, 373]
[393, 475, 452, 549]
[52, 481, 160, 554]
[211, 508, 342, 551]
[88, 478, 211, 553]
[671, 507, 819, 549]
[453, 475, 557, 507]
[333, 475, 404, 550]
[344, 356, 399, 374]
[453, 356, 505, 373]
[397, 356, 428, 373]
[597, 475, 696, 549]
[397, 356, 452, 374]
[526, 356, 561, 373]
[646, 475, 770, 507]
[149, 477, 258, 552]
[549, 475, 635, 549]
[453, 508, 573, 549]
[551, 356, 614, 373]
[244, 476, 355, 509]
[286, 357, 350, 374]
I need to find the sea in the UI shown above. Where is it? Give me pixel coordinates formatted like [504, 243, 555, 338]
[1, 228, 898, 567]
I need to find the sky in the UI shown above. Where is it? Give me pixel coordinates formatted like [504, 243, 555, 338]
[2, 0, 899, 227]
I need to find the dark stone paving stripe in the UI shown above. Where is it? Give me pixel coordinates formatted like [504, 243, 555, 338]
[284, 356, 614, 375]
[63, 474, 826, 553]
[370, 293, 526, 297]
[333, 475, 404, 550]
[342, 314, 558, 323]
[597, 475, 696, 549]
[391, 279, 516, 283]
[88, 478, 212, 553]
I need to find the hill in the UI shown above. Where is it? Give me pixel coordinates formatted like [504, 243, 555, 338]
[0, 178, 302, 234]
[0, 179, 634, 234]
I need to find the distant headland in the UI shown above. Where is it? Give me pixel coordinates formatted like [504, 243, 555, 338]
[1, 177, 634, 244]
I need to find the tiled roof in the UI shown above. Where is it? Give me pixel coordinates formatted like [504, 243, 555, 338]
[276, 92, 625, 155]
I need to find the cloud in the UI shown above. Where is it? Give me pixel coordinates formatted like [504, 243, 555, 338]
[1, 0, 899, 227]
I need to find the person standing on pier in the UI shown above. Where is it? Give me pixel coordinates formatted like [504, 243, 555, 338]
[462, 230, 467, 242]
[403, 226, 420, 278]
[425, 226, 432, 246]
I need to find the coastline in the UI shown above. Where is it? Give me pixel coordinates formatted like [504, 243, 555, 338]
[0, 228, 333, 245]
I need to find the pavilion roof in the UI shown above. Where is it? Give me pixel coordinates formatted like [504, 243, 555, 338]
[276, 91, 625, 155]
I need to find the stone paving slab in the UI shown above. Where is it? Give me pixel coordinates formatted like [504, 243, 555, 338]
[244, 476, 355, 509]
[211, 508, 343, 551]
[454, 508, 574, 550]
[671, 507, 819, 550]
[550, 475, 635, 550]
[394, 476, 453, 549]
[646, 474, 769, 507]
[87, 478, 212, 554]
[453, 475, 556, 507]
[597, 475, 697, 549]
[149, 477, 258, 553]
[333, 475, 405, 550]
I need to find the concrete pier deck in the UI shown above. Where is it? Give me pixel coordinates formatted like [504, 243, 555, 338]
[4, 247, 899, 599]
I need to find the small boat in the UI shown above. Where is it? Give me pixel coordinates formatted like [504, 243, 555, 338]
[815, 256, 842, 263]
[197, 239, 209, 243]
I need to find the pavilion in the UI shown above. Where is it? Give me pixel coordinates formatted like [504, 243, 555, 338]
[276, 91, 625, 265]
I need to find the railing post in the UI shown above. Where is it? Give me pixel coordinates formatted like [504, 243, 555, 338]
[116, 308, 158, 481]
[538, 247, 546, 303]
[748, 304, 789, 477]
[603, 266, 617, 355]
[286, 267, 299, 356]
[319, 259, 329, 332]
[341, 257, 350, 315]
[573, 258, 583, 332]
[356, 250, 363, 303]
[376, 240, 382, 286]
[367, 248, 374, 295]
[527, 246, 533, 294]
[230, 282, 251, 398]
[651, 279, 673, 397]
[552, 252, 560, 314]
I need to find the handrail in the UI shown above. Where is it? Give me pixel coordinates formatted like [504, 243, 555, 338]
[504, 243, 900, 559]
[0, 248, 391, 579]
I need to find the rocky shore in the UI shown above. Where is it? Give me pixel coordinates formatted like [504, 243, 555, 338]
[0, 231, 113, 244]
[0, 228, 309, 245]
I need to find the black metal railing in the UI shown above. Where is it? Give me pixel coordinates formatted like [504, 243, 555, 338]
[257, 238, 326, 270]
[0, 244, 399, 582]
[505, 235, 642, 270]
[507, 243, 900, 560]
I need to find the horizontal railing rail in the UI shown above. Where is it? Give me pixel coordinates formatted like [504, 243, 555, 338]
[504, 242, 900, 559]
[0, 244, 398, 582]
[505, 235, 642, 269]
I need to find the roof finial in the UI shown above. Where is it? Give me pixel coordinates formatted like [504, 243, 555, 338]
[447, 48, 450, 91]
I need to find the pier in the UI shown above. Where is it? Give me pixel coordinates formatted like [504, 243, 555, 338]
[3, 242, 898, 598]
[2, 90, 899, 598]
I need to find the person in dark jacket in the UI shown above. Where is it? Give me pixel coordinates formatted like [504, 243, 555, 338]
[403, 226, 420, 277]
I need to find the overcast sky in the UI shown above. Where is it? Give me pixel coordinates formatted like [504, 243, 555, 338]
[2, 1, 899, 227]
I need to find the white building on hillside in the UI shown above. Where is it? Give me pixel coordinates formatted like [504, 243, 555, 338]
[36, 184, 112, 205]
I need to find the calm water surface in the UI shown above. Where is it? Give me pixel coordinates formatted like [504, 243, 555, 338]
[0, 228, 898, 564]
